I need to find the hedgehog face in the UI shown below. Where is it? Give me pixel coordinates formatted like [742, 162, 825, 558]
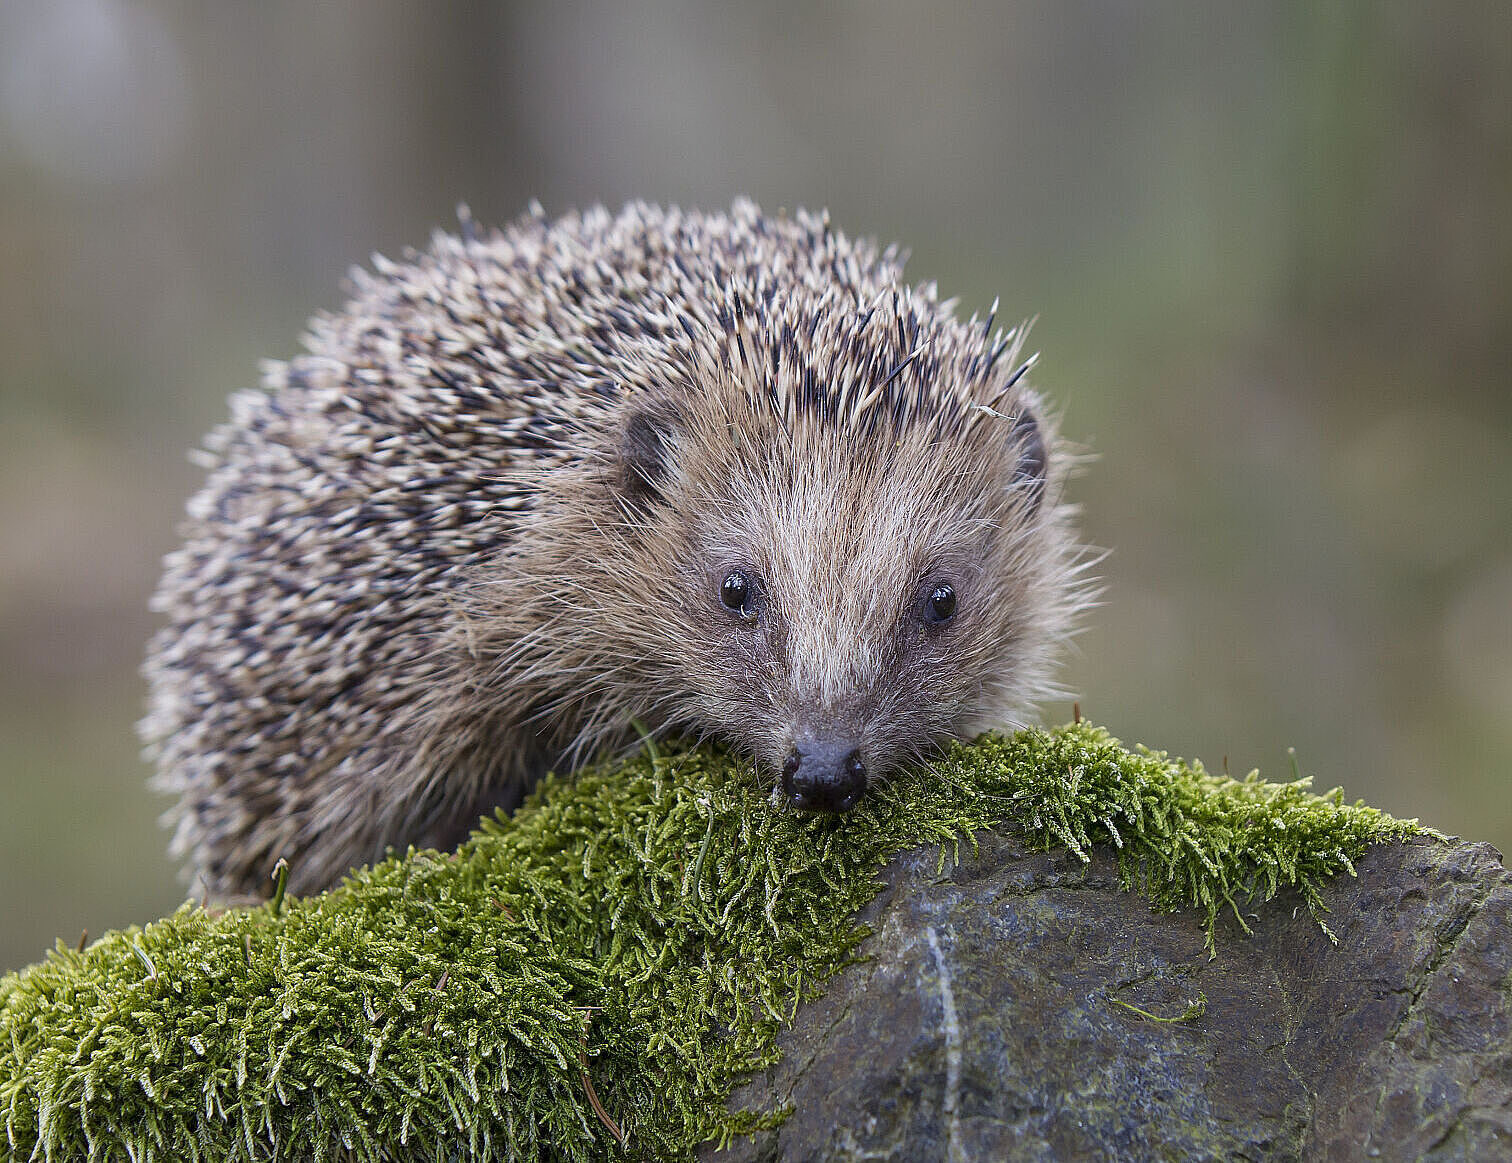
[647, 412, 1056, 813]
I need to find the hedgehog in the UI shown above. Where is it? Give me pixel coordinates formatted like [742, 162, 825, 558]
[143, 199, 1090, 898]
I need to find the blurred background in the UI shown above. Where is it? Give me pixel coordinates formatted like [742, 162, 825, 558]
[2, 1, 1509, 972]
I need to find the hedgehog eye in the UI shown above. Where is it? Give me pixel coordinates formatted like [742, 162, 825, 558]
[926, 583, 957, 625]
[720, 570, 758, 620]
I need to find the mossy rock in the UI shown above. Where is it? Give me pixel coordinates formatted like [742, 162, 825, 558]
[0, 724, 1430, 1161]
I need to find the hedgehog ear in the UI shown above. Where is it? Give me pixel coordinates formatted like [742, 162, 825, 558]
[1009, 407, 1047, 510]
[617, 404, 683, 506]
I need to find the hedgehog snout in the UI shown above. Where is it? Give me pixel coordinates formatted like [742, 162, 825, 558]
[781, 737, 867, 813]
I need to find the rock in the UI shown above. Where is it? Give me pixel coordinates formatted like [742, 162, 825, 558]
[710, 833, 1512, 1162]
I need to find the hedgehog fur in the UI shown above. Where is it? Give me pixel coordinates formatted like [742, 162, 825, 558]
[143, 199, 1091, 897]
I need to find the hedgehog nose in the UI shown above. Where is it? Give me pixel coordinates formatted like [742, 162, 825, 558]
[782, 742, 867, 812]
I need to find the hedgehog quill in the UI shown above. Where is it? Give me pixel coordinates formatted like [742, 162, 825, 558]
[144, 200, 1093, 897]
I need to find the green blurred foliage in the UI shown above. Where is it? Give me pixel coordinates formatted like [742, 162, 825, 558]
[1, 0, 1509, 972]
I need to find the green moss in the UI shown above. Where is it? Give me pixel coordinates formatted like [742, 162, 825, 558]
[0, 723, 1427, 1161]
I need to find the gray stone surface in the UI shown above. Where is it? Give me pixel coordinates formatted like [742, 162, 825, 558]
[709, 834, 1512, 1162]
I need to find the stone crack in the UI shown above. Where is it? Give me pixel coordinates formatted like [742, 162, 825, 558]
[926, 925, 966, 1163]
